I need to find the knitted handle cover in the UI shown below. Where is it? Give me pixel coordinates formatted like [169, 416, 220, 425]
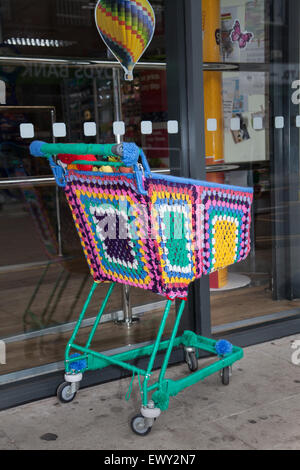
[40, 143, 119, 158]
[30, 141, 142, 168]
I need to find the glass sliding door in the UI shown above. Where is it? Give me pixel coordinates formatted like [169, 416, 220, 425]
[0, 0, 191, 385]
[203, 0, 300, 333]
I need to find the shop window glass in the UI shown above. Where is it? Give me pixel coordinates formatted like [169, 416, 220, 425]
[0, 1, 176, 380]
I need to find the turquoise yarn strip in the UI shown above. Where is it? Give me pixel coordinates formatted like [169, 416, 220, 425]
[125, 372, 143, 401]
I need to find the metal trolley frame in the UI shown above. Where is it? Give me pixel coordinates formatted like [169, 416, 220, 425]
[29, 140, 249, 436]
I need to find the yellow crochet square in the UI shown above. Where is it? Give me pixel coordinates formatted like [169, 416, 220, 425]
[214, 220, 237, 269]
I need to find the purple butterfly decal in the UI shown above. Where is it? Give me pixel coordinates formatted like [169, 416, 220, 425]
[230, 20, 253, 49]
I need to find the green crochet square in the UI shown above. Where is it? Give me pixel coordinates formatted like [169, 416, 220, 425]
[165, 212, 190, 268]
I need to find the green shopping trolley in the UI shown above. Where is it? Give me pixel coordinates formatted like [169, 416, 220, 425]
[29, 140, 253, 436]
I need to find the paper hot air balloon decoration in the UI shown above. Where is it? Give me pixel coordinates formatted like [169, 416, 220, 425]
[95, 0, 156, 81]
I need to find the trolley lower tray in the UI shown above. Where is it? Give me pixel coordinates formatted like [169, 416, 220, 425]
[56, 281, 243, 436]
[65, 330, 243, 412]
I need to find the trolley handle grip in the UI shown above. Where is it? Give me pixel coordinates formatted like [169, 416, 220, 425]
[29, 141, 150, 173]
[29, 141, 151, 195]
[30, 141, 122, 158]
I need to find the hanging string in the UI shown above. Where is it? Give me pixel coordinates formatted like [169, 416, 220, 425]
[125, 372, 143, 402]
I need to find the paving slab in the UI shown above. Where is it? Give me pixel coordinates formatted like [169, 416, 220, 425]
[1, 336, 300, 450]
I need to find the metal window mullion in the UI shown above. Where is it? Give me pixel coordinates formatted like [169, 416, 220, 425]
[286, 0, 300, 299]
[270, 0, 300, 300]
[166, 0, 211, 337]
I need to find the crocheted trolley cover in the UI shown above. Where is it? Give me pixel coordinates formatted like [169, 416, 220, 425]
[64, 160, 253, 300]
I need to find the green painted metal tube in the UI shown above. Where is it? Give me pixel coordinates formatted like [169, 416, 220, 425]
[87, 336, 183, 371]
[65, 281, 98, 371]
[181, 331, 244, 357]
[71, 160, 123, 167]
[181, 331, 220, 354]
[85, 283, 115, 349]
[147, 382, 159, 392]
[158, 299, 186, 386]
[40, 143, 120, 158]
[145, 300, 173, 376]
[142, 300, 173, 406]
[166, 349, 244, 398]
[71, 343, 148, 377]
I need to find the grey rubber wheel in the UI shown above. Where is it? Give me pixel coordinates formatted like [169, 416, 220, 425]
[130, 415, 152, 436]
[221, 366, 230, 386]
[185, 350, 198, 372]
[57, 382, 77, 403]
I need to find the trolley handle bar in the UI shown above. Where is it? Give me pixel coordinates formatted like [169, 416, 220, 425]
[70, 150, 151, 174]
[29, 141, 150, 173]
[29, 140, 151, 195]
[30, 141, 123, 159]
[71, 160, 123, 168]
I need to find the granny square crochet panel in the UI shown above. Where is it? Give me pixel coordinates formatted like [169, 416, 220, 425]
[65, 170, 253, 299]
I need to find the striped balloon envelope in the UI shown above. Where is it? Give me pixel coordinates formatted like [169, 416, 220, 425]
[95, 0, 156, 80]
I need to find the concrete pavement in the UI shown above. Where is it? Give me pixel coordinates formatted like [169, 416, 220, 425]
[1, 334, 300, 450]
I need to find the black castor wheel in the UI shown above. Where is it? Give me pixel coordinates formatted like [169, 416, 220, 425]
[221, 366, 230, 386]
[56, 381, 77, 403]
[130, 415, 152, 436]
[185, 349, 198, 372]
